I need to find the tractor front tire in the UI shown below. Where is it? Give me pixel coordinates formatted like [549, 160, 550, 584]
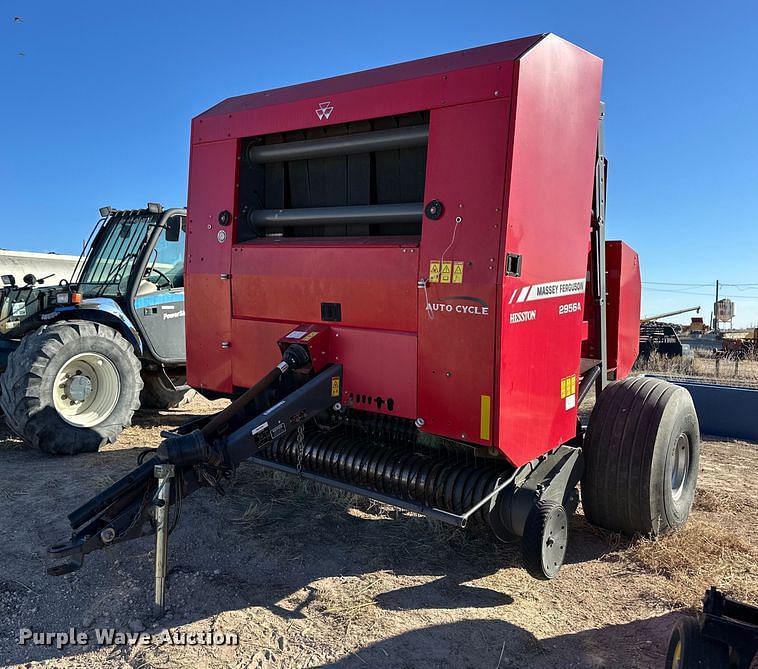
[140, 372, 195, 410]
[582, 376, 700, 536]
[0, 320, 142, 455]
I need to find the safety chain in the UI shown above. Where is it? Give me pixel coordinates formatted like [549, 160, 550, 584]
[295, 423, 306, 476]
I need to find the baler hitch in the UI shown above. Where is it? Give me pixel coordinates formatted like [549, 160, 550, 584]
[47, 344, 342, 576]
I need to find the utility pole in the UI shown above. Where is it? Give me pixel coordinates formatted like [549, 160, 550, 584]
[714, 279, 719, 334]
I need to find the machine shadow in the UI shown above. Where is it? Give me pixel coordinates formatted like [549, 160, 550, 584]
[319, 612, 682, 668]
[154, 463, 621, 622]
[131, 406, 211, 429]
[7, 447, 630, 665]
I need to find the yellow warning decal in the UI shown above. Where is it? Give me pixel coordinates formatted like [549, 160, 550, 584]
[560, 375, 577, 399]
[429, 259, 465, 284]
[331, 376, 340, 398]
[452, 261, 464, 284]
[429, 261, 440, 283]
[440, 261, 452, 283]
[302, 331, 318, 342]
[480, 395, 491, 441]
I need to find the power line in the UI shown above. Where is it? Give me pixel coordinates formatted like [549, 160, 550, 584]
[642, 281, 758, 288]
[643, 288, 714, 297]
[642, 281, 711, 286]
[643, 287, 758, 300]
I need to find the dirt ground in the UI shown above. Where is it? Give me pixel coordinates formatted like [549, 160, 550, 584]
[0, 396, 756, 669]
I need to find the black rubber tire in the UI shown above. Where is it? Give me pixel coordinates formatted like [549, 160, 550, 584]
[521, 500, 568, 580]
[0, 320, 142, 455]
[582, 376, 700, 536]
[665, 617, 730, 668]
[140, 372, 195, 410]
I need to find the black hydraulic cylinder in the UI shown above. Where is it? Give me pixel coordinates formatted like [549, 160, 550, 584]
[249, 203, 423, 228]
[247, 125, 428, 164]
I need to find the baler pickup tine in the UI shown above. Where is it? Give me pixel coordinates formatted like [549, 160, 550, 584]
[249, 455, 518, 529]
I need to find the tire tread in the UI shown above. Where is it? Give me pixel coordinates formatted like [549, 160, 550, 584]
[0, 320, 142, 454]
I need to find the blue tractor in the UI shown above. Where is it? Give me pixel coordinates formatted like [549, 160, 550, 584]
[0, 204, 193, 454]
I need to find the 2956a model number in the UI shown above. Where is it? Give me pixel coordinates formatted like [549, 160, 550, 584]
[558, 302, 582, 315]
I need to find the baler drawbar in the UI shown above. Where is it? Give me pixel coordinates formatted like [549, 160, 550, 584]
[48, 34, 701, 588]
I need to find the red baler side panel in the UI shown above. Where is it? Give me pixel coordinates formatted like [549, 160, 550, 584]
[417, 99, 511, 445]
[185, 139, 237, 393]
[606, 241, 641, 379]
[330, 328, 418, 419]
[581, 240, 641, 378]
[496, 36, 604, 466]
[230, 243, 418, 332]
[228, 241, 420, 416]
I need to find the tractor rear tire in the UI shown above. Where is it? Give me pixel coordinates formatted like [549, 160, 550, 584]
[0, 320, 142, 455]
[140, 372, 195, 410]
[582, 376, 699, 536]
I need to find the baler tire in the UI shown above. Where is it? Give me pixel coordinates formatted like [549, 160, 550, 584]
[665, 617, 729, 669]
[521, 500, 568, 580]
[582, 376, 700, 536]
[140, 372, 196, 410]
[0, 320, 142, 455]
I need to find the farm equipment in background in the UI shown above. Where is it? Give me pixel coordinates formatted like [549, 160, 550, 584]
[639, 306, 701, 358]
[665, 588, 757, 669]
[720, 329, 758, 359]
[48, 34, 700, 587]
[0, 204, 194, 455]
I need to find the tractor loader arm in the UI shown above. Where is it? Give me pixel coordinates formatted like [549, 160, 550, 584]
[47, 344, 342, 575]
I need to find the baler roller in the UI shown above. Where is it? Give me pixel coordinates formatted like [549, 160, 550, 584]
[247, 124, 429, 164]
[259, 430, 507, 524]
[248, 203, 423, 229]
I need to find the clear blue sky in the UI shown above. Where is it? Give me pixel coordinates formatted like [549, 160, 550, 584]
[2, 1, 757, 326]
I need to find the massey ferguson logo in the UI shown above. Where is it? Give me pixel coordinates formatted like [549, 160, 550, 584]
[315, 101, 334, 121]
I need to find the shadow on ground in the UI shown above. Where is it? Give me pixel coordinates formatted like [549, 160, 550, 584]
[0, 423, 637, 666]
[320, 613, 681, 668]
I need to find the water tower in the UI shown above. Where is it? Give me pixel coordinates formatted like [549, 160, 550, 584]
[714, 298, 735, 330]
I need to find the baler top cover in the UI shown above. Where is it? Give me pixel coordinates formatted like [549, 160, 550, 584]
[185, 33, 640, 467]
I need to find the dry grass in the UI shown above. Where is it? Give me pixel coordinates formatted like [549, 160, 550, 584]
[624, 518, 758, 609]
[635, 350, 758, 386]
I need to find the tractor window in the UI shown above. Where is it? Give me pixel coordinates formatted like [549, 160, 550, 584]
[146, 216, 185, 289]
[237, 111, 429, 241]
[78, 213, 154, 297]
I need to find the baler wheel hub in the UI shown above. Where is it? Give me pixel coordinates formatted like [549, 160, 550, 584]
[521, 500, 568, 580]
[671, 433, 691, 502]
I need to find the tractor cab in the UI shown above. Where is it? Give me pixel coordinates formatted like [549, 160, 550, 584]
[0, 204, 193, 455]
[72, 204, 187, 363]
